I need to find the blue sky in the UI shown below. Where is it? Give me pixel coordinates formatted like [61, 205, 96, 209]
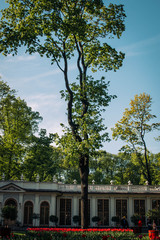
[0, 0, 160, 154]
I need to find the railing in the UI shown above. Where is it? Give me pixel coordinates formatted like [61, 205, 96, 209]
[1, 179, 160, 194]
[58, 183, 160, 193]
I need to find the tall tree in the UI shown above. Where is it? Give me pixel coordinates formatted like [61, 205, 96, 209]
[0, 0, 126, 227]
[23, 129, 62, 182]
[112, 93, 160, 185]
[0, 80, 42, 179]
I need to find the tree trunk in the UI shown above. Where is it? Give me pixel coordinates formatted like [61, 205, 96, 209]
[79, 153, 89, 229]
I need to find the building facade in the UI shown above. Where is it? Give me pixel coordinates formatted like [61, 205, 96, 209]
[0, 178, 160, 227]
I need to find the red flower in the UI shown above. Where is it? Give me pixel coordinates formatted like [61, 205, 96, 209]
[82, 234, 86, 237]
[63, 233, 67, 238]
[102, 236, 109, 240]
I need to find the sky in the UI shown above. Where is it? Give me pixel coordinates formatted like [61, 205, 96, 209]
[0, 0, 160, 154]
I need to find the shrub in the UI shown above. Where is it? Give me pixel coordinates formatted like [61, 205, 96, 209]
[1, 205, 17, 221]
[131, 214, 140, 226]
[92, 216, 100, 224]
[73, 215, 80, 225]
[111, 216, 120, 224]
[49, 215, 58, 225]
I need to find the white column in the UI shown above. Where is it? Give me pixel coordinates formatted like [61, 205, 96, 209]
[146, 197, 151, 212]
[72, 196, 79, 225]
[34, 194, 40, 226]
[128, 197, 133, 227]
[73, 196, 78, 216]
[146, 197, 151, 226]
[90, 197, 96, 227]
[18, 194, 23, 225]
[49, 195, 57, 226]
[50, 195, 56, 216]
[110, 196, 115, 226]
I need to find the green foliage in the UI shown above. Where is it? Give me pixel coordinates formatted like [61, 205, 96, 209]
[130, 214, 140, 226]
[0, 1, 125, 71]
[0, 0, 126, 228]
[89, 151, 142, 185]
[146, 208, 160, 222]
[49, 215, 58, 224]
[73, 215, 80, 224]
[26, 229, 137, 240]
[0, 80, 42, 180]
[112, 93, 160, 185]
[111, 216, 120, 224]
[22, 129, 61, 182]
[92, 216, 101, 223]
[112, 93, 160, 146]
[1, 205, 17, 221]
[57, 77, 115, 163]
[89, 151, 117, 184]
[0, 1, 125, 161]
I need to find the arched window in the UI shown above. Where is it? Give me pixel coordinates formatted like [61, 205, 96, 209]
[40, 201, 49, 225]
[4, 198, 17, 225]
[24, 201, 33, 225]
[5, 198, 17, 207]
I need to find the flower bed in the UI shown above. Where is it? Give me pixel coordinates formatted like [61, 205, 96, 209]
[24, 228, 149, 240]
[7, 228, 150, 240]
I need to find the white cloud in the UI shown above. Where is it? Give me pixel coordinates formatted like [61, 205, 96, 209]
[22, 69, 63, 82]
[20, 63, 77, 82]
[25, 93, 67, 135]
[39, 119, 66, 136]
[6, 54, 37, 63]
[26, 93, 64, 111]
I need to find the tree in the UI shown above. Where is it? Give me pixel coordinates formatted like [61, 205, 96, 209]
[112, 93, 160, 185]
[23, 129, 61, 181]
[0, 80, 42, 179]
[0, 1, 126, 228]
[89, 151, 117, 184]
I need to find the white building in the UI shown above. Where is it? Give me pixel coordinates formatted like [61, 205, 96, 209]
[0, 178, 160, 227]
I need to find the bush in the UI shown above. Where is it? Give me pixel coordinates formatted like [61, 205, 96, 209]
[111, 216, 120, 224]
[1, 205, 17, 221]
[131, 214, 140, 226]
[49, 215, 58, 224]
[92, 216, 100, 223]
[146, 208, 160, 222]
[73, 215, 80, 225]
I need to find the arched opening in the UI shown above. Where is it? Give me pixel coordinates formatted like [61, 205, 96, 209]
[5, 198, 17, 207]
[24, 201, 33, 225]
[40, 201, 49, 226]
[3, 198, 17, 226]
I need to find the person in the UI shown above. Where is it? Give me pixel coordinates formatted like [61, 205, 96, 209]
[152, 220, 157, 230]
[121, 216, 129, 228]
[138, 219, 142, 233]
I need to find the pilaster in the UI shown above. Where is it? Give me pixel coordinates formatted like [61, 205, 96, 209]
[90, 197, 96, 227]
[128, 197, 133, 227]
[110, 196, 115, 226]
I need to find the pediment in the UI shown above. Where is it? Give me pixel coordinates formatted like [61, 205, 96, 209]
[0, 183, 25, 192]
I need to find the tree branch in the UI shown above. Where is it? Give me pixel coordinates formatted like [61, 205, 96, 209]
[62, 41, 81, 142]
